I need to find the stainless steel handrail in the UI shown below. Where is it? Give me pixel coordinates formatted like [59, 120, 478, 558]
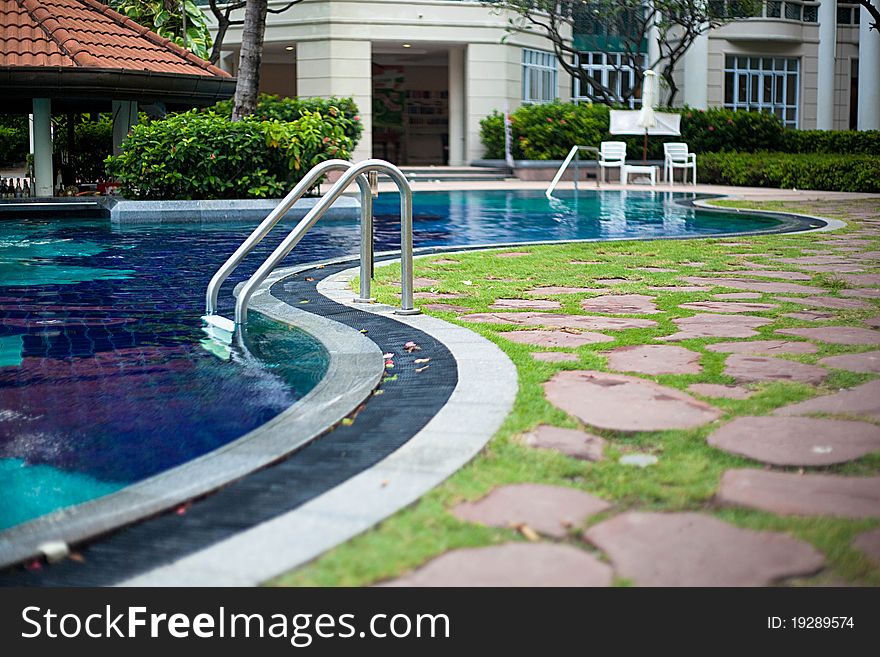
[234, 159, 418, 326]
[545, 145, 600, 198]
[204, 159, 372, 317]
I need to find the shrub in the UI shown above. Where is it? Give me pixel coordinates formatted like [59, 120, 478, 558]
[480, 102, 610, 160]
[479, 103, 785, 160]
[780, 129, 880, 155]
[698, 151, 880, 193]
[0, 125, 27, 166]
[53, 115, 114, 182]
[212, 94, 363, 149]
[0, 115, 28, 166]
[106, 109, 353, 200]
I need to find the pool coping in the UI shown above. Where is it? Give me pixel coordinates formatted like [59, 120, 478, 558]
[118, 260, 519, 587]
[0, 272, 384, 570]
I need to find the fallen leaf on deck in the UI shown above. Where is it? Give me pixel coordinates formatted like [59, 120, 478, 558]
[299, 300, 309, 304]
[414, 358, 430, 364]
[305, 277, 315, 282]
[513, 523, 540, 542]
[341, 418, 354, 426]
[415, 365, 430, 373]
[404, 341, 421, 353]
[383, 352, 395, 359]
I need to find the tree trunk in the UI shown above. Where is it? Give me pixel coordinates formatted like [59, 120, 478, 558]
[209, 18, 230, 65]
[231, 0, 269, 121]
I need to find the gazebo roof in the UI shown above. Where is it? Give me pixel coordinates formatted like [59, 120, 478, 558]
[0, 0, 235, 112]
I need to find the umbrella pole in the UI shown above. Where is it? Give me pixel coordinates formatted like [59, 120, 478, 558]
[643, 132, 648, 163]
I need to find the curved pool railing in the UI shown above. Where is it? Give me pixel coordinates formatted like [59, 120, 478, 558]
[234, 159, 420, 326]
[203, 159, 372, 332]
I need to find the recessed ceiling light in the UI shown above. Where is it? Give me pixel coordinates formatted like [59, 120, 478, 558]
[402, 44, 412, 48]
[285, 46, 294, 51]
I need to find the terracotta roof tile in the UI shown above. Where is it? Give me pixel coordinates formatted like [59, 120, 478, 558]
[0, 0, 229, 77]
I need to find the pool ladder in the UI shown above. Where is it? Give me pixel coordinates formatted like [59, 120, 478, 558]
[202, 159, 420, 339]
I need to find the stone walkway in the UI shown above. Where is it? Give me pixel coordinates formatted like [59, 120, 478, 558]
[368, 198, 880, 588]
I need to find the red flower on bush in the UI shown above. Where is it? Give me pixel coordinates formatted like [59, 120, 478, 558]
[547, 118, 553, 123]
[322, 136, 331, 144]
[353, 115, 360, 121]
[727, 119, 734, 125]
[708, 125, 715, 131]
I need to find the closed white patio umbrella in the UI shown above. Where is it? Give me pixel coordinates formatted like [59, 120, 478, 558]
[609, 70, 681, 163]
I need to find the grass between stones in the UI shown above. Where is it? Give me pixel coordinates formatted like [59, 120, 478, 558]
[269, 198, 880, 587]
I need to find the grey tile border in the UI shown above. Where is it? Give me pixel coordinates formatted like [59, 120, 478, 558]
[0, 269, 383, 570]
[692, 197, 847, 234]
[120, 259, 518, 587]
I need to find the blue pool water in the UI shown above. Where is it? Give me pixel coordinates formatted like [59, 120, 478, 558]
[0, 189, 785, 530]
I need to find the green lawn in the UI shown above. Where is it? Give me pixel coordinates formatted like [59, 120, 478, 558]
[269, 198, 880, 587]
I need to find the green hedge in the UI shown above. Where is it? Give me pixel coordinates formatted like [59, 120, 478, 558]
[106, 109, 353, 200]
[212, 94, 363, 149]
[780, 129, 880, 155]
[698, 152, 880, 193]
[480, 103, 786, 160]
[53, 115, 114, 182]
[0, 115, 28, 166]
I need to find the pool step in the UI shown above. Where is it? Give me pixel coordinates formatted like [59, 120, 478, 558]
[200, 315, 235, 359]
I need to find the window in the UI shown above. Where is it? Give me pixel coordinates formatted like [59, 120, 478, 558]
[573, 51, 646, 108]
[724, 55, 800, 127]
[522, 49, 558, 104]
[837, 3, 861, 24]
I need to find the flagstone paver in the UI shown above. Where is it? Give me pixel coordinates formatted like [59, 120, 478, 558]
[525, 286, 592, 295]
[531, 352, 580, 362]
[544, 371, 721, 432]
[840, 288, 880, 299]
[775, 296, 873, 310]
[867, 317, 880, 328]
[459, 312, 658, 330]
[679, 301, 778, 313]
[580, 294, 660, 314]
[382, 543, 613, 587]
[781, 311, 837, 321]
[392, 277, 440, 288]
[413, 291, 465, 300]
[713, 292, 763, 299]
[681, 276, 825, 295]
[773, 380, 880, 421]
[429, 258, 460, 265]
[496, 251, 531, 258]
[818, 350, 880, 373]
[502, 330, 613, 347]
[853, 529, 880, 567]
[648, 285, 712, 292]
[583, 512, 824, 586]
[722, 354, 828, 384]
[798, 263, 865, 273]
[420, 303, 470, 313]
[605, 345, 702, 375]
[658, 314, 772, 340]
[708, 416, 880, 466]
[490, 298, 562, 310]
[452, 483, 611, 538]
[836, 274, 880, 286]
[522, 425, 606, 461]
[777, 326, 880, 345]
[706, 340, 818, 355]
[594, 278, 630, 285]
[718, 469, 880, 518]
[773, 255, 851, 265]
[687, 383, 754, 400]
[733, 270, 813, 281]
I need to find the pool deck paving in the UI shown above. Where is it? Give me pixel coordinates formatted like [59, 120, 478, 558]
[333, 194, 880, 588]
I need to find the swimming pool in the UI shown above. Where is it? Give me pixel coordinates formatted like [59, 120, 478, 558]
[0, 189, 790, 531]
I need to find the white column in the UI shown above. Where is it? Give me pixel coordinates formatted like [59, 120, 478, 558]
[465, 43, 510, 163]
[647, 6, 661, 70]
[857, 6, 880, 130]
[683, 28, 709, 109]
[448, 47, 466, 166]
[817, 0, 837, 130]
[297, 39, 372, 161]
[32, 98, 53, 197]
[112, 100, 139, 156]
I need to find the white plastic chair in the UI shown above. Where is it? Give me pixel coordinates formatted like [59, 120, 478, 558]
[598, 141, 627, 184]
[664, 142, 697, 186]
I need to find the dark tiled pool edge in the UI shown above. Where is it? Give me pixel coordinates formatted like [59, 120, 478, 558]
[0, 270, 384, 570]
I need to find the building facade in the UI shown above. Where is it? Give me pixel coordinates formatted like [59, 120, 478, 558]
[214, 1, 880, 164]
